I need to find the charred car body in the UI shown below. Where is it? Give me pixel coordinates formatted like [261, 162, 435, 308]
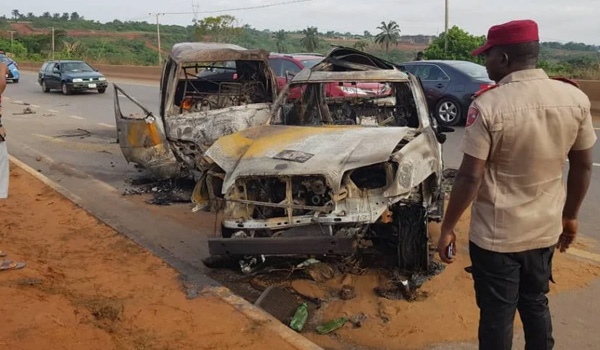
[114, 43, 277, 180]
[200, 48, 445, 271]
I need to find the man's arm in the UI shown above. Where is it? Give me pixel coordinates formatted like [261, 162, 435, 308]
[437, 154, 486, 263]
[0, 63, 7, 96]
[559, 148, 594, 252]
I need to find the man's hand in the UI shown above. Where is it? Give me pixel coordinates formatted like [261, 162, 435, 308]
[0, 126, 6, 141]
[558, 218, 578, 253]
[437, 229, 457, 263]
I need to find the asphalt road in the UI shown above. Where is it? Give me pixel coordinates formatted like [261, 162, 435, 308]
[2, 70, 600, 348]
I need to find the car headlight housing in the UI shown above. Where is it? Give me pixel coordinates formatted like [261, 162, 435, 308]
[72, 78, 83, 83]
[98, 77, 106, 81]
[339, 86, 372, 96]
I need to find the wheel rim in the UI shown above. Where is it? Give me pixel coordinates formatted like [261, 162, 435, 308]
[62, 84, 67, 94]
[438, 101, 458, 123]
[42, 82, 46, 90]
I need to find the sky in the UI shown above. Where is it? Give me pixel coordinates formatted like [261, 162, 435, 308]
[4, 0, 600, 45]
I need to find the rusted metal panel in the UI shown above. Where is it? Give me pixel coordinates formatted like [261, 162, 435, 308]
[208, 236, 355, 256]
[169, 43, 269, 64]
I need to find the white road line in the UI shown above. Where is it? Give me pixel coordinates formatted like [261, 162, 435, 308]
[98, 123, 116, 128]
[68, 115, 84, 120]
[48, 109, 59, 113]
[13, 100, 23, 104]
[2, 97, 9, 100]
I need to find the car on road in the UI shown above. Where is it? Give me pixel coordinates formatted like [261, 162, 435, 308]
[38, 60, 108, 95]
[269, 53, 392, 98]
[399, 60, 494, 126]
[0, 55, 20, 83]
[199, 48, 447, 271]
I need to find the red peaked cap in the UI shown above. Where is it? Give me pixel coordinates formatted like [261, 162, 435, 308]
[472, 20, 539, 56]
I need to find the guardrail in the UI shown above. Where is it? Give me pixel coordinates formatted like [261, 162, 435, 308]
[17, 62, 162, 82]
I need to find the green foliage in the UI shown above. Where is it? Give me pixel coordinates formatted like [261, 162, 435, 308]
[375, 21, 400, 52]
[300, 27, 320, 52]
[0, 38, 27, 57]
[274, 30, 287, 53]
[353, 41, 369, 51]
[193, 15, 242, 43]
[424, 26, 485, 63]
[541, 41, 598, 52]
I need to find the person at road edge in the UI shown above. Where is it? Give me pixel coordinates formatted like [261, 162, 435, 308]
[437, 19, 596, 350]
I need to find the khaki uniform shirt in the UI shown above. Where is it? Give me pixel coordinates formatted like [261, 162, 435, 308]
[461, 69, 597, 253]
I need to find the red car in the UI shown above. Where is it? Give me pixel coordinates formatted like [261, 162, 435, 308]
[268, 53, 391, 98]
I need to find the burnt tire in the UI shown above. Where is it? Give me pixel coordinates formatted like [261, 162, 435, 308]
[396, 205, 432, 271]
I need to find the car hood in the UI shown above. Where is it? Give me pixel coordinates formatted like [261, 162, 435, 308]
[63, 71, 104, 79]
[205, 125, 412, 194]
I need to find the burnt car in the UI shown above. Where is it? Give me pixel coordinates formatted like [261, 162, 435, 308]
[199, 48, 446, 271]
[114, 43, 278, 180]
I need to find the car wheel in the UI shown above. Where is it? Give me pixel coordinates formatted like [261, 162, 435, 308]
[435, 98, 462, 127]
[396, 205, 432, 271]
[61, 83, 71, 95]
[98, 88, 106, 94]
[42, 81, 50, 93]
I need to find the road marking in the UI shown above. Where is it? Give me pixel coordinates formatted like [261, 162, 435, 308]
[30, 104, 40, 108]
[68, 115, 84, 120]
[32, 133, 63, 143]
[98, 123, 116, 128]
[48, 109, 59, 113]
[568, 248, 600, 264]
[13, 100, 23, 104]
[2, 97, 9, 100]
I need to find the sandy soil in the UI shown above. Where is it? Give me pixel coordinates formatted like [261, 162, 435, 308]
[0, 165, 299, 350]
[299, 208, 600, 350]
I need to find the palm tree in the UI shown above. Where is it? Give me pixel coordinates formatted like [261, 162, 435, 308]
[300, 27, 319, 52]
[12, 9, 21, 22]
[274, 30, 287, 53]
[375, 21, 401, 52]
[353, 41, 369, 51]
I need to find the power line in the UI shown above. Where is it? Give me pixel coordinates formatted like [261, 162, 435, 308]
[154, 0, 312, 16]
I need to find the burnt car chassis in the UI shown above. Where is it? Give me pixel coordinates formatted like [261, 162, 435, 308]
[202, 48, 446, 271]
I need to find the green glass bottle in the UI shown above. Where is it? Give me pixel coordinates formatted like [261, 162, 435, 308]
[289, 303, 309, 332]
[316, 317, 348, 334]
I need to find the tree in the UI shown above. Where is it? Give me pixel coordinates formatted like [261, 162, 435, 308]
[70, 12, 80, 21]
[52, 13, 60, 20]
[353, 41, 369, 51]
[274, 30, 287, 53]
[300, 27, 319, 52]
[424, 26, 485, 63]
[375, 21, 400, 52]
[62, 41, 85, 59]
[61, 13, 70, 21]
[26, 12, 34, 20]
[193, 15, 242, 43]
[12, 9, 20, 21]
[42, 12, 51, 19]
[363, 30, 372, 38]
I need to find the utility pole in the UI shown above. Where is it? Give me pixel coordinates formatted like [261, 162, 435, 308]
[8, 31, 16, 52]
[444, 0, 449, 52]
[51, 27, 55, 60]
[150, 13, 164, 66]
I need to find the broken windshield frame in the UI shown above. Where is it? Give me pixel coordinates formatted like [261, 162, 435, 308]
[271, 80, 425, 129]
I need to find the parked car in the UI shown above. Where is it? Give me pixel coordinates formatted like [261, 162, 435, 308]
[399, 60, 494, 126]
[200, 48, 447, 271]
[38, 60, 108, 95]
[0, 55, 20, 83]
[268, 53, 391, 98]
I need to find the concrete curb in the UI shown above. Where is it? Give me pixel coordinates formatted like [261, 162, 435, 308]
[9, 156, 324, 350]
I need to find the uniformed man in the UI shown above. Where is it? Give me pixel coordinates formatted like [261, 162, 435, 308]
[437, 20, 596, 350]
[0, 61, 8, 199]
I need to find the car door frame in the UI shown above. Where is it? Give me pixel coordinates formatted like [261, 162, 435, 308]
[49, 62, 62, 89]
[411, 63, 452, 108]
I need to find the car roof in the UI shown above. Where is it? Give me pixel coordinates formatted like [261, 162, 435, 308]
[169, 42, 269, 64]
[403, 60, 480, 66]
[43, 60, 87, 63]
[291, 47, 409, 83]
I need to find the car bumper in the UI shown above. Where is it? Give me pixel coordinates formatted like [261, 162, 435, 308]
[69, 82, 108, 90]
[6, 70, 19, 80]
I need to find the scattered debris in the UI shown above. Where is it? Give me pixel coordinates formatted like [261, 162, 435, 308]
[13, 107, 36, 115]
[339, 285, 356, 300]
[239, 255, 266, 274]
[289, 302, 309, 332]
[17, 278, 43, 286]
[349, 313, 367, 328]
[304, 262, 335, 282]
[35, 156, 42, 162]
[122, 178, 195, 206]
[443, 168, 458, 193]
[296, 258, 320, 269]
[316, 317, 348, 335]
[255, 286, 299, 323]
[56, 129, 91, 138]
[291, 279, 326, 301]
